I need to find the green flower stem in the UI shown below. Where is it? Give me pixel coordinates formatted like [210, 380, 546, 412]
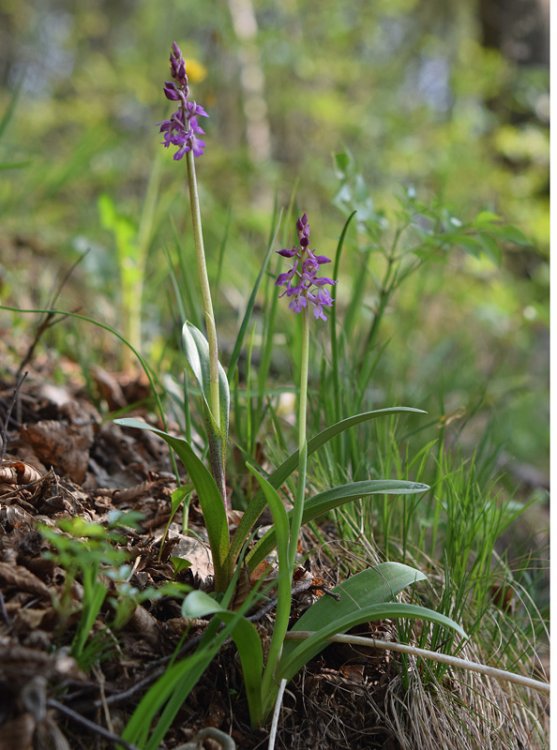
[259, 310, 311, 721]
[259, 539, 295, 721]
[185, 150, 227, 502]
[186, 149, 221, 434]
[289, 308, 310, 571]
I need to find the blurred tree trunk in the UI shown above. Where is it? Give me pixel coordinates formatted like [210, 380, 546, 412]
[478, 0, 549, 66]
[226, 0, 272, 165]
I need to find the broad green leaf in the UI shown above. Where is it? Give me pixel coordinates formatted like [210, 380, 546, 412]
[182, 322, 230, 437]
[227, 407, 425, 567]
[182, 590, 264, 722]
[247, 480, 429, 570]
[182, 589, 225, 618]
[280, 601, 466, 680]
[473, 210, 501, 225]
[246, 464, 290, 570]
[279, 563, 466, 680]
[114, 419, 230, 590]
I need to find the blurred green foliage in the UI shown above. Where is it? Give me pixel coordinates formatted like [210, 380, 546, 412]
[0, 0, 548, 472]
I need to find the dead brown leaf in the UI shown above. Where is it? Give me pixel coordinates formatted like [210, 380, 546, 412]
[0, 562, 50, 598]
[19, 420, 94, 484]
[0, 712, 35, 750]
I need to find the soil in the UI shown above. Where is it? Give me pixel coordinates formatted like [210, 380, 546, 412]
[0, 330, 549, 749]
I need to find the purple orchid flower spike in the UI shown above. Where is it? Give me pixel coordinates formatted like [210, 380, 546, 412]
[276, 213, 336, 320]
[159, 42, 208, 159]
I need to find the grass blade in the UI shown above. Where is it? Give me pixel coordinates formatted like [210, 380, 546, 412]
[227, 210, 282, 382]
[247, 479, 429, 569]
[227, 407, 426, 567]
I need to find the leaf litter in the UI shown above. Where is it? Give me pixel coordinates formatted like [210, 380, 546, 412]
[0, 350, 548, 749]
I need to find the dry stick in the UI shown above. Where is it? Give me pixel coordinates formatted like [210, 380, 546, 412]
[47, 699, 139, 750]
[285, 631, 550, 695]
[0, 370, 27, 463]
[84, 580, 316, 712]
[15, 249, 89, 381]
[267, 678, 287, 750]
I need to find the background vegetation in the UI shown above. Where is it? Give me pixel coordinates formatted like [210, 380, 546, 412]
[0, 0, 548, 472]
[0, 1, 549, 743]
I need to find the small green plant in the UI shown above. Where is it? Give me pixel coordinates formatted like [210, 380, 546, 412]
[40, 511, 188, 667]
[98, 157, 161, 372]
[115, 41, 466, 745]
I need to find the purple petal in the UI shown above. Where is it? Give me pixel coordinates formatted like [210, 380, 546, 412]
[173, 144, 189, 160]
[313, 306, 327, 321]
[285, 284, 303, 297]
[289, 296, 307, 313]
[193, 103, 209, 118]
[275, 271, 294, 286]
[163, 82, 180, 101]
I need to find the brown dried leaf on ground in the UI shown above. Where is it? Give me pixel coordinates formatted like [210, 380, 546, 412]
[170, 534, 214, 582]
[0, 712, 35, 750]
[0, 562, 50, 599]
[0, 461, 43, 486]
[19, 420, 94, 484]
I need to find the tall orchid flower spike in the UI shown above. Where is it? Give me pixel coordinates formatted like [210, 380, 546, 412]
[275, 213, 336, 320]
[159, 42, 208, 159]
[158, 43, 225, 505]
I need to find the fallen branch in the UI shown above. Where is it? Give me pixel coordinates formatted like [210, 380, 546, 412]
[47, 699, 139, 750]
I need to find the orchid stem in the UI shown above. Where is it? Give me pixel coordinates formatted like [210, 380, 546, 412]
[289, 308, 309, 571]
[185, 152, 221, 438]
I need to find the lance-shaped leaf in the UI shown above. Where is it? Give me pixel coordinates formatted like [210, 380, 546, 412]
[247, 479, 429, 570]
[114, 419, 230, 590]
[182, 590, 264, 722]
[227, 407, 426, 567]
[182, 321, 230, 438]
[279, 562, 466, 680]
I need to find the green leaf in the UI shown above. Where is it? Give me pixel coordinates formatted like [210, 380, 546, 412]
[227, 215, 280, 382]
[182, 589, 224, 618]
[182, 322, 230, 437]
[478, 233, 502, 264]
[227, 408, 426, 567]
[279, 563, 466, 680]
[280, 602, 466, 680]
[246, 463, 290, 569]
[114, 419, 230, 590]
[182, 590, 264, 722]
[123, 619, 228, 748]
[247, 480, 429, 570]
[474, 210, 502, 225]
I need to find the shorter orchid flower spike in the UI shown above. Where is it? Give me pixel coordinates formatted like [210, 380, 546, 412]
[159, 41, 208, 159]
[275, 213, 336, 321]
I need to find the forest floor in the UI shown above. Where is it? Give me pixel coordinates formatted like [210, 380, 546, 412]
[0, 348, 409, 750]
[0, 321, 549, 750]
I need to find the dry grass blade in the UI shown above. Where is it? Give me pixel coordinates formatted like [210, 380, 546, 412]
[285, 631, 550, 694]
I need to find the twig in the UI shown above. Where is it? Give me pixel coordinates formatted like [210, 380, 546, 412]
[16, 249, 88, 380]
[285, 631, 551, 695]
[0, 590, 10, 626]
[47, 698, 139, 750]
[248, 578, 314, 623]
[0, 370, 27, 462]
